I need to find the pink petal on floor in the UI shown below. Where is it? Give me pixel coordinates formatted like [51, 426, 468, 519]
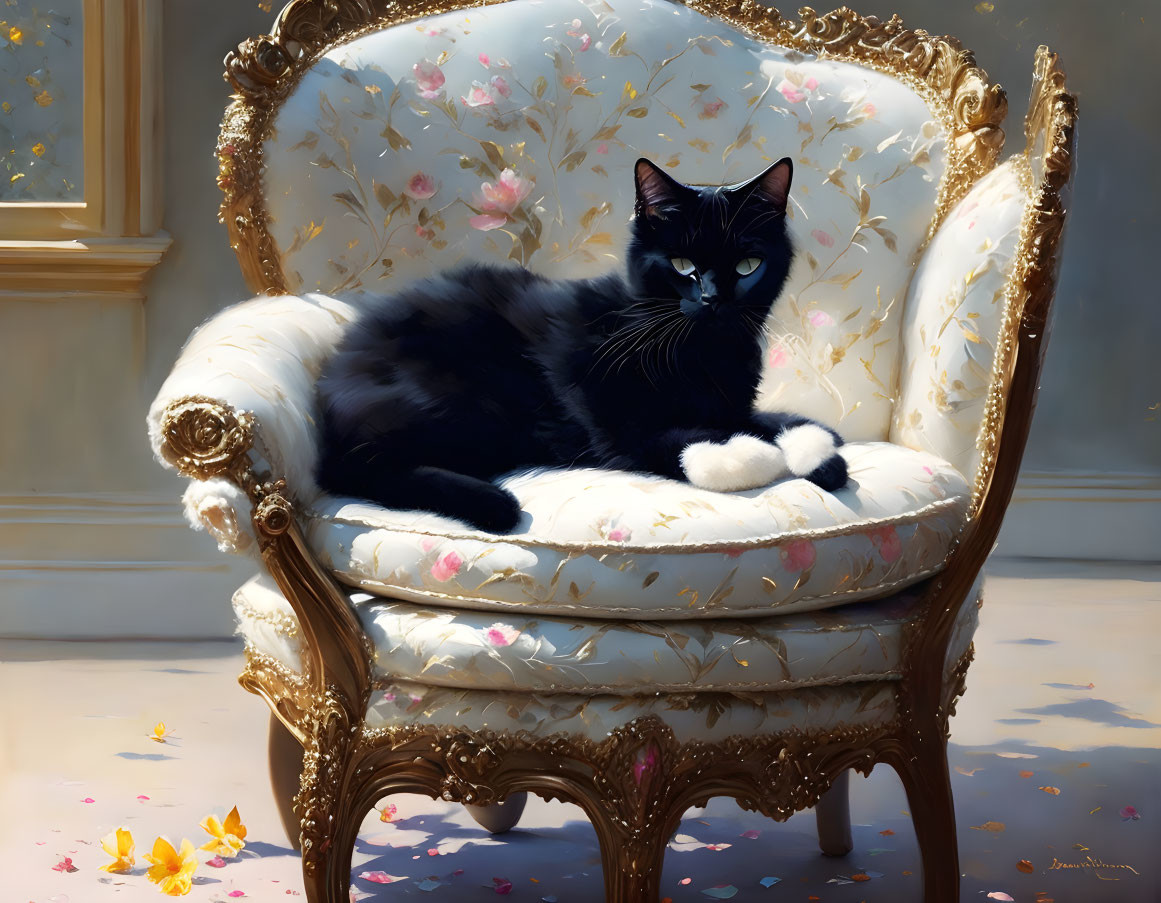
[493, 877, 513, 894]
[986, 894, 1015, 902]
[227, 893, 246, 898]
[739, 829, 761, 839]
[1120, 805, 1141, 819]
[136, 795, 150, 800]
[427, 847, 440, 856]
[207, 856, 227, 868]
[359, 871, 407, 884]
[80, 798, 95, 804]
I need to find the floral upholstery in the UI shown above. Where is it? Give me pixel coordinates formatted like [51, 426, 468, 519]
[306, 442, 968, 618]
[364, 677, 899, 743]
[264, 0, 952, 441]
[234, 571, 980, 694]
[891, 158, 1031, 481]
[150, 293, 971, 620]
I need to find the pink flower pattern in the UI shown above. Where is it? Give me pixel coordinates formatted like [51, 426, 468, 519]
[490, 75, 512, 99]
[470, 168, 533, 231]
[461, 82, 496, 107]
[868, 525, 902, 563]
[768, 344, 790, 368]
[699, 99, 727, 119]
[430, 550, 464, 582]
[403, 172, 437, 200]
[780, 539, 816, 573]
[808, 310, 834, 328]
[412, 59, 445, 99]
[485, 623, 521, 646]
[811, 228, 835, 248]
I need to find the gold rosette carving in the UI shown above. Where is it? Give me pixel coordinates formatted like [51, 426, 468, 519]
[159, 396, 254, 482]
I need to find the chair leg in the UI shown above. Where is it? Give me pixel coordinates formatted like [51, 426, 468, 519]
[891, 725, 960, 903]
[465, 792, 528, 833]
[815, 769, 852, 856]
[267, 713, 303, 851]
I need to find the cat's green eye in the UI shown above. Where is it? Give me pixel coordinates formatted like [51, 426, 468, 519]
[670, 257, 696, 276]
[735, 257, 763, 276]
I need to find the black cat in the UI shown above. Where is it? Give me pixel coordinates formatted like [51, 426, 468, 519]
[316, 157, 847, 533]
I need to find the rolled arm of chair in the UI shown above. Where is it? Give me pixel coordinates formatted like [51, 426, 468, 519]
[147, 292, 357, 551]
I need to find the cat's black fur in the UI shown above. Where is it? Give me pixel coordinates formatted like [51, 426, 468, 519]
[316, 157, 847, 532]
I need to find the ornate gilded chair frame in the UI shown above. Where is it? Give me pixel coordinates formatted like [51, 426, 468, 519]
[158, 3, 1076, 900]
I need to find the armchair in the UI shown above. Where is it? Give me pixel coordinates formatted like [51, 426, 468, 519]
[148, 2, 1077, 901]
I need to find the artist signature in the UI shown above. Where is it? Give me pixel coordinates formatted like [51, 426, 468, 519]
[1048, 856, 1140, 880]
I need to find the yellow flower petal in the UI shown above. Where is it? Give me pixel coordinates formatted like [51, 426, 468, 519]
[223, 805, 246, 840]
[31, 141, 45, 157]
[98, 826, 135, 872]
[144, 836, 196, 896]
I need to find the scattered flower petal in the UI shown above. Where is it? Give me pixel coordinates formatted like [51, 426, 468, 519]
[986, 894, 1014, 902]
[200, 806, 247, 857]
[1039, 786, 1061, 795]
[144, 837, 198, 896]
[206, 856, 226, 868]
[98, 827, 135, 874]
[492, 877, 513, 894]
[1120, 805, 1141, 820]
[739, 829, 761, 839]
[878, 829, 895, 836]
[359, 872, 406, 884]
[759, 877, 781, 887]
[970, 821, 1006, 833]
[702, 887, 738, 899]
[1017, 859, 1034, 873]
[1018, 770, 1035, 779]
[52, 856, 78, 873]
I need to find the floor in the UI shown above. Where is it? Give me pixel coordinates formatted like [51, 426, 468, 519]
[2, 559, 1159, 903]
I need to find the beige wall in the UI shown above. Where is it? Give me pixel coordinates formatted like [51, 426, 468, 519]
[2, 1, 1157, 639]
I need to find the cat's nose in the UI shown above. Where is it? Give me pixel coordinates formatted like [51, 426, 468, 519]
[699, 270, 718, 304]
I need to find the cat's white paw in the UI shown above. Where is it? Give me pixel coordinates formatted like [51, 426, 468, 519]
[681, 434, 788, 492]
[777, 424, 837, 476]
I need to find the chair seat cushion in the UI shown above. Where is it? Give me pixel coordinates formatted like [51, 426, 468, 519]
[233, 571, 980, 695]
[304, 442, 968, 619]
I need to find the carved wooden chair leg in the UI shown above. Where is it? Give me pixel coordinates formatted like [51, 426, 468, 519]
[298, 735, 366, 903]
[814, 768, 853, 856]
[465, 792, 528, 834]
[589, 805, 678, 903]
[889, 724, 960, 903]
[267, 713, 303, 851]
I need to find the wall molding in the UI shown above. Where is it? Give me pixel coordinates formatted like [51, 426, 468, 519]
[995, 471, 1161, 561]
[0, 234, 172, 297]
[0, 491, 250, 638]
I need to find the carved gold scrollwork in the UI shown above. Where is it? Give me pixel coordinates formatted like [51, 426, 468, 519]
[158, 396, 254, 482]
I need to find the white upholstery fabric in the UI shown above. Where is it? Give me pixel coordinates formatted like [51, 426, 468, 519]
[364, 678, 898, 743]
[891, 158, 1030, 479]
[148, 293, 356, 498]
[305, 442, 968, 619]
[263, 0, 951, 440]
[234, 571, 980, 694]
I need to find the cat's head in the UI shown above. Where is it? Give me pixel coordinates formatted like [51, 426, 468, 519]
[625, 158, 794, 330]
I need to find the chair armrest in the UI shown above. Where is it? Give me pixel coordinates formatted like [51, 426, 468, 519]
[147, 293, 357, 546]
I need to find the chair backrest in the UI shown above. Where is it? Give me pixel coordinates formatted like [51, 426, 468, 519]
[218, 0, 1006, 445]
[891, 48, 1076, 513]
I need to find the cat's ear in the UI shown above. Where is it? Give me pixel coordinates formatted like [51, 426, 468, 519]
[742, 157, 793, 213]
[634, 158, 686, 220]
